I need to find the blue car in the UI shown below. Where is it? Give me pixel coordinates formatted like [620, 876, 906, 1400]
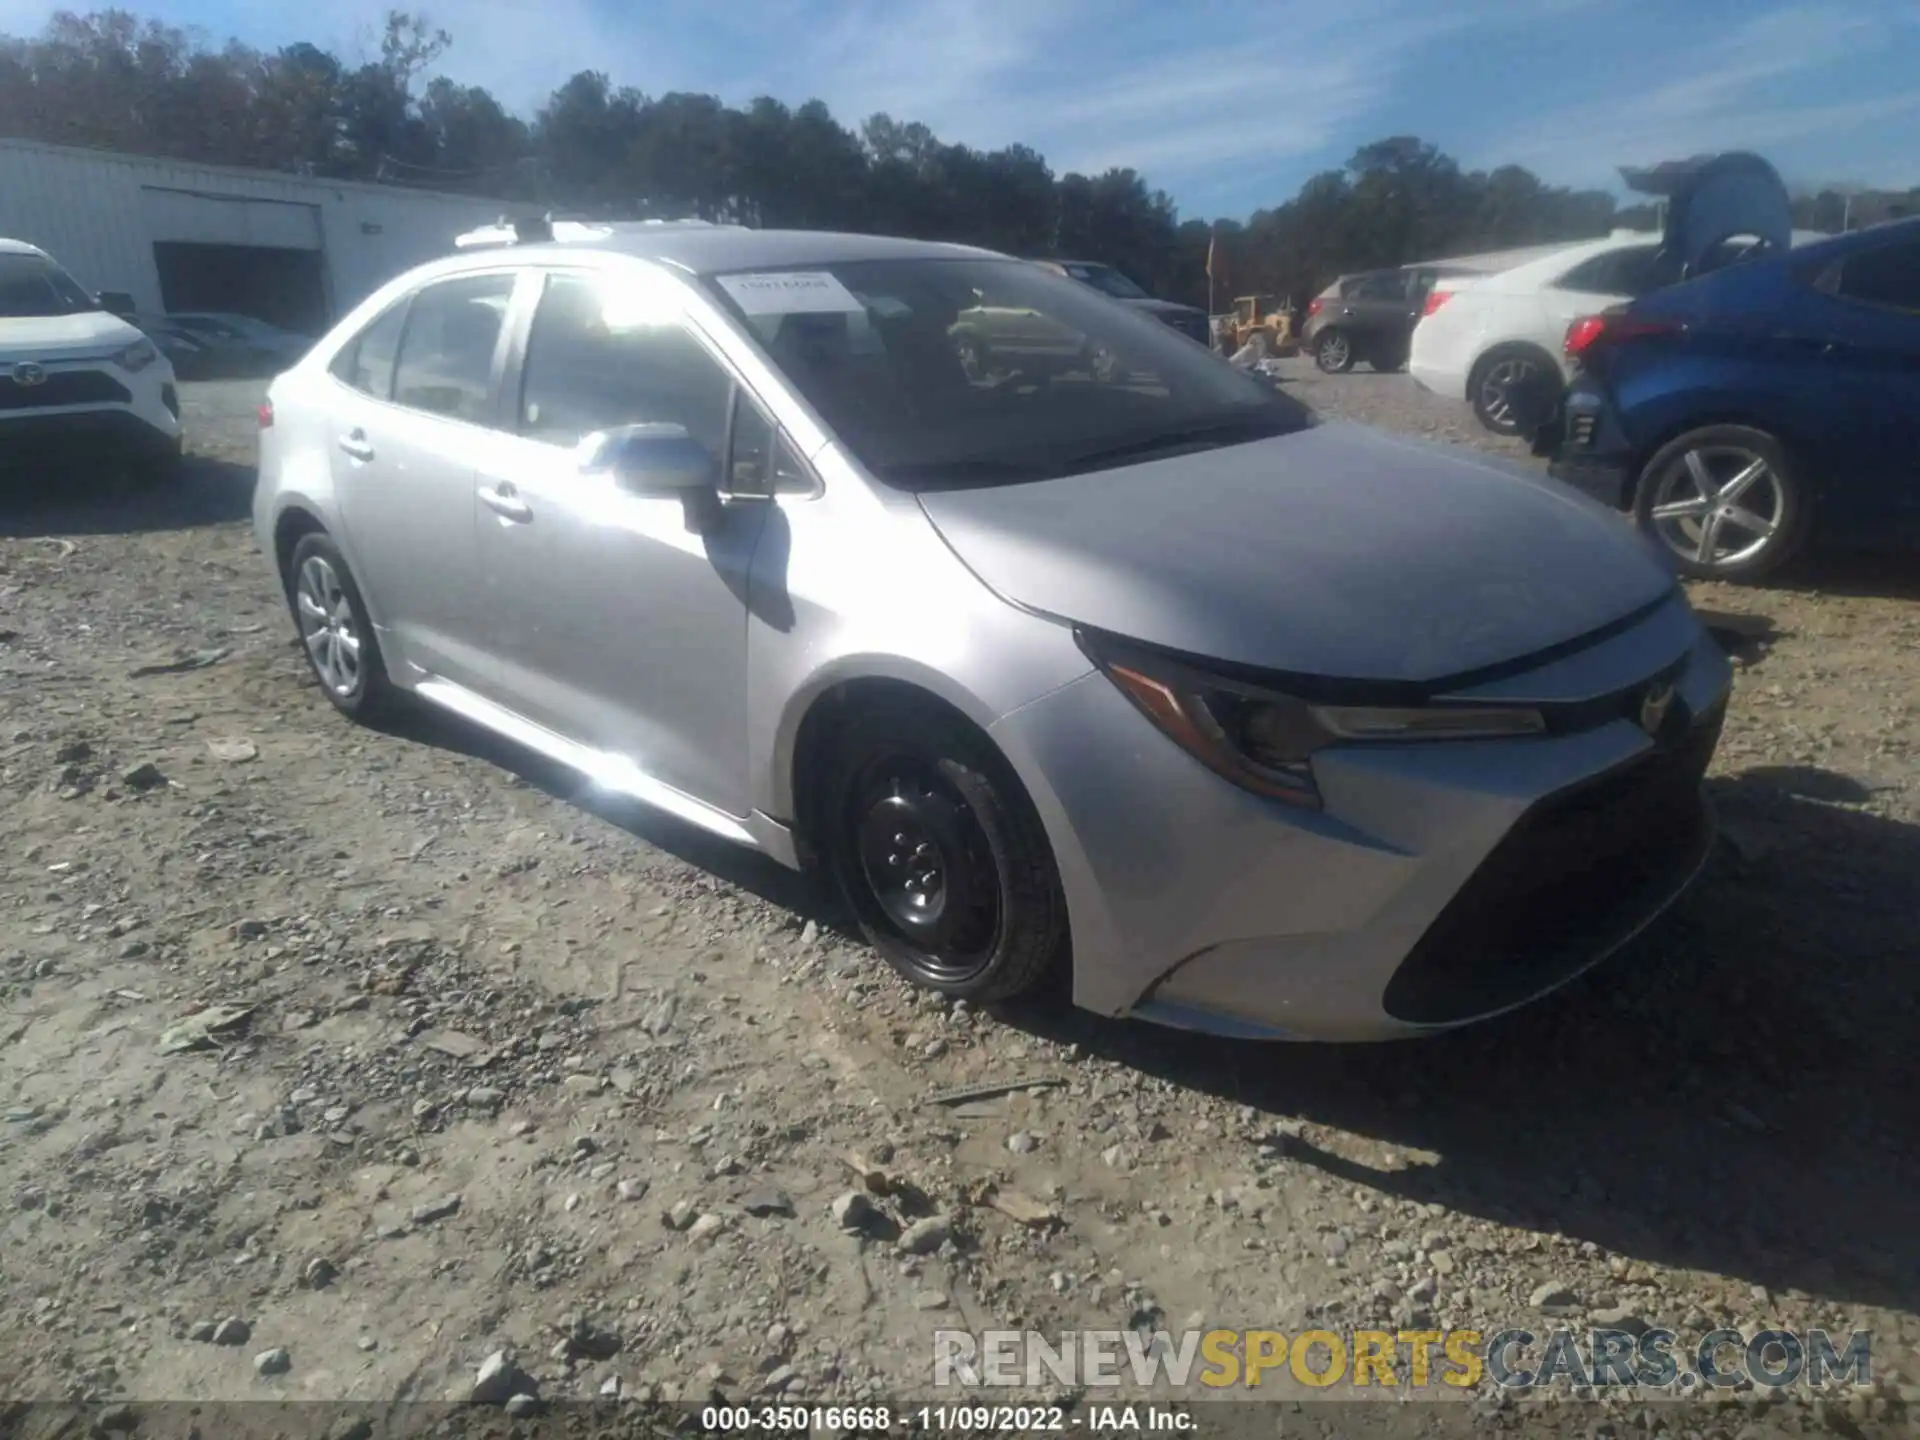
[1537, 154, 1920, 581]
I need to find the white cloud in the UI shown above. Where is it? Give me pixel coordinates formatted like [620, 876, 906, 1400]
[1475, 3, 1918, 190]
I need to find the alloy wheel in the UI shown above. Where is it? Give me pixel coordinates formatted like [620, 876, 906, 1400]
[1316, 332, 1351, 372]
[1647, 444, 1787, 571]
[850, 761, 1001, 985]
[296, 555, 362, 698]
[1476, 356, 1539, 433]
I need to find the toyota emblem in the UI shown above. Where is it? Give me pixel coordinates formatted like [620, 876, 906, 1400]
[10, 362, 48, 387]
[1639, 680, 1676, 735]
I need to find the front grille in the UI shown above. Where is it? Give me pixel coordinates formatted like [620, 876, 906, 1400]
[0, 369, 132, 412]
[1381, 700, 1724, 1026]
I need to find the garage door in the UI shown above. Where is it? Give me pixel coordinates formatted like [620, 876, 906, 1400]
[139, 187, 322, 249]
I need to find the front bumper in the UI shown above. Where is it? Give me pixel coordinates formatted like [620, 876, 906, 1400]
[0, 407, 183, 475]
[990, 596, 1732, 1041]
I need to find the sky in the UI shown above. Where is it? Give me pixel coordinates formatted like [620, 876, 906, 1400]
[1, 0, 1915, 218]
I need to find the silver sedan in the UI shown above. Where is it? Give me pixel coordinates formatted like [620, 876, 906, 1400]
[253, 222, 1730, 1041]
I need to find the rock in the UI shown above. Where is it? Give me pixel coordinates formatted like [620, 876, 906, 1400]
[357, 1336, 378, 1352]
[830, 1191, 877, 1231]
[303, 1256, 337, 1289]
[1100, 1145, 1127, 1169]
[686, 1213, 727, 1243]
[617, 1179, 649, 1202]
[898, 1214, 952, 1255]
[1323, 1234, 1350, 1259]
[411, 1194, 461, 1224]
[1431, 1250, 1456, 1276]
[1007, 1131, 1038, 1154]
[600, 1376, 621, 1398]
[466, 1087, 505, 1110]
[189, 1321, 217, 1343]
[503, 1393, 540, 1418]
[742, 1189, 795, 1218]
[122, 761, 166, 791]
[1530, 1280, 1579, 1314]
[1408, 1276, 1438, 1302]
[762, 1364, 798, 1393]
[472, 1351, 524, 1405]
[212, 1317, 251, 1346]
[206, 737, 258, 763]
[913, 1292, 951, 1311]
[664, 1199, 698, 1231]
[1590, 1305, 1650, 1336]
[254, 1347, 292, 1377]
[799, 921, 819, 947]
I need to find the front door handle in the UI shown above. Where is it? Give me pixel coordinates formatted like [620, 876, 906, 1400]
[479, 481, 532, 523]
[338, 430, 375, 462]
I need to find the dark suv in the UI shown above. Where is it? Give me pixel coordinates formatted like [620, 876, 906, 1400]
[1034, 259, 1212, 347]
[1302, 265, 1479, 373]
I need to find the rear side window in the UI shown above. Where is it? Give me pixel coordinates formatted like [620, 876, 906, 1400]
[1345, 272, 1406, 300]
[1836, 240, 1920, 314]
[391, 273, 514, 424]
[518, 273, 734, 452]
[329, 301, 409, 400]
[1554, 246, 1662, 297]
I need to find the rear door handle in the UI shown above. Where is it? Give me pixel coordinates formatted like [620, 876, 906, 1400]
[479, 481, 532, 523]
[338, 431, 375, 462]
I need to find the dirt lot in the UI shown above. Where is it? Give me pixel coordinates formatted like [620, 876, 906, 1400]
[2, 368, 1918, 1432]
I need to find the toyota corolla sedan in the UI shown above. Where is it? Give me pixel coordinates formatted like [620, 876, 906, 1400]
[253, 218, 1730, 1041]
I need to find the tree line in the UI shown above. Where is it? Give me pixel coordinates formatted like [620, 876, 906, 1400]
[4, 9, 1913, 311]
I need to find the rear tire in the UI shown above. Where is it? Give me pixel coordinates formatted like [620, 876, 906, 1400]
[1314, 329, 1354, 373]
[820, 699, 1066, 1004]
[286, 532, 395, 722]
[1632, 424, 1809, 582]
[1469, 346, 1557, 436]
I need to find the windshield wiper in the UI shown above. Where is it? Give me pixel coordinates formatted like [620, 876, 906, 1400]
[880, 457, 1051, 489]
[1053, 416, 1301, 475]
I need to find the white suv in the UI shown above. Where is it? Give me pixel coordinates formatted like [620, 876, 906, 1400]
[1409, 232, 1665, 435]
[1, 239, 184, 480]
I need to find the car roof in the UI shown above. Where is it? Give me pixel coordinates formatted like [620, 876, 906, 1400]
[0, 237, 50, 257]
[1773, 214, 1920, 268]
[459, 225, 1005, 276]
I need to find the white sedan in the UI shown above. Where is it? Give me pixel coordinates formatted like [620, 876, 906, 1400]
[1410, 231, 1666, 435]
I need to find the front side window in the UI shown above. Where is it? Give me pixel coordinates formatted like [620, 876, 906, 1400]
[727, 392, 813, 497]
[0, 252, 96, 318]
[390, 272, 514, 424]
[703, 257, 1309, 488]
[518, 273, 733, 452]
[329, 301, 409, 400]
[1836, 240, 1920, 314]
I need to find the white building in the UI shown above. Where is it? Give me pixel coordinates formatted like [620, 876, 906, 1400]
[0, 137, 513, 333]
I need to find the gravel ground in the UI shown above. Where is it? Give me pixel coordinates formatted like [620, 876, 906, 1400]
[2, 370, 1917, 1434]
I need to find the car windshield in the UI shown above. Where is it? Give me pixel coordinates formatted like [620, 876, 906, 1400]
[0, 252, 97, 319]
[1063, 263, 1151, 300]
[703, 257, 1310, 488]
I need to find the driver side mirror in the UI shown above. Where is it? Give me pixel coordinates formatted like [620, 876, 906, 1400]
[577, 422, 717, 496]
[96, 291, 136, 319]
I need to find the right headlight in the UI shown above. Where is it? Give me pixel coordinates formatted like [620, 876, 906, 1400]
[1078, 631, 1545, 810]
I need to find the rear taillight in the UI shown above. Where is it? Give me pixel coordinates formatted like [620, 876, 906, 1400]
[1422, 290, 1452, 318]
[1564, 314, 1682, 359]
[1307, 298, 1323, 317]
[257, 400, 274, 429]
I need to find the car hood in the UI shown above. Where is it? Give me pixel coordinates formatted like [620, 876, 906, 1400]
[917, 423, 1678, 686]
[1, 310, 144, 359]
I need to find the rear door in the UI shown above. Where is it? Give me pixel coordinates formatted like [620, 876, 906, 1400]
[327, 269, 515, 691]
[1802, 235, 1920, 533]
[1339, 270, 1413, 353]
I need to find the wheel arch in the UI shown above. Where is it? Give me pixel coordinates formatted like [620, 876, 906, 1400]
[774, 659, 1027, 859]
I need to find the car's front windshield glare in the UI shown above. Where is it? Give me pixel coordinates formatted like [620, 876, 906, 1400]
[704, 258, 1309, 488]
[0, 254, 96, 319]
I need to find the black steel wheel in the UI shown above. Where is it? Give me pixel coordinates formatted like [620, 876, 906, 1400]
[823, 700, 1066, 1002]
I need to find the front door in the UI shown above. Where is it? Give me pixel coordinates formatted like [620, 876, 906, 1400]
[475, 268, 768, 818]
[1805, 236, 1920, 538]
[326, 271, 515, 691]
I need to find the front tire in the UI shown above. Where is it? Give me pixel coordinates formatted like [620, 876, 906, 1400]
[286, 532, 395, 721]
[822, 700, 1066, 1004]
[1314, 329, 1354, 373]
[1632, 424, 1809, 582]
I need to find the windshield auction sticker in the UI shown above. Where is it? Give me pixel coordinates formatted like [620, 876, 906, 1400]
[717, 270, 866, 315]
